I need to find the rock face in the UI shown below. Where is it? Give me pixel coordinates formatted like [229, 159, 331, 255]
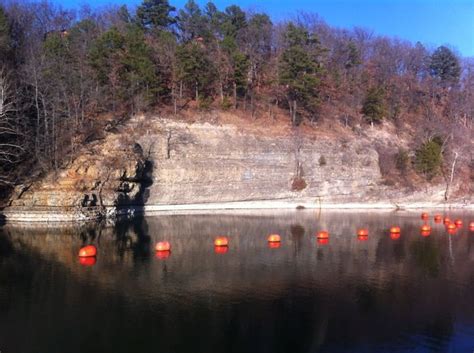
[5, 130, 152, 221]
[136, 119, 382, 205]
[2, 115, 471, 221]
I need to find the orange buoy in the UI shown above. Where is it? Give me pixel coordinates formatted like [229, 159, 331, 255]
[390, 226, 401, 234]
[316, 231, 329, 239]
[317, 238, 329, 245]
[155, 241, 171, 252]
[267, 234, 281, 243]
[79, 257, 97, 266]
[155, 250, 171, 259]
[443, 217, 451, 225]
[268, 242, 281, 249]
[214, 236, 229, 247]
[420, 225, 431, 232]
[469, 222, 474, 231]
[454, 219, 463, 227]
[357, 229, 369, 237]
[421, 212, 429, 220]
[447, 229, 457, 236]
[446, 223, 457, 231]
[214, 245, 229, 254]
[390, 233, 400, 240]
[434, 215, 442, 222]
[357, 234, 368, 241]
[78, 245, 97, 258]
[421, 230, 431, 237]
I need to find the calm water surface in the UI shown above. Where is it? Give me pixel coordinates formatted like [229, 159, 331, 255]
[0, 210, 474, 353]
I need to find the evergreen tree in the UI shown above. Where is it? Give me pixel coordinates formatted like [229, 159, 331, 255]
[221, 5, 246, 39]
[177, 0, 208, 41]
[176, 41, 215, 100]
[136, 0, 176, 31]
[429, 46, 461, 86]
[361, 87, 386, 125]
[415, 139, 443, 180]
[279, 23, 324, 125]
[122, 25, 159, 108]
[89, 27, 125, 86]
[0, 6, 12, 65]
[344, 41, 361, 70]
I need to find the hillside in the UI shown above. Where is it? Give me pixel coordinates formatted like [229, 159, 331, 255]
[2, 110, 472, 222]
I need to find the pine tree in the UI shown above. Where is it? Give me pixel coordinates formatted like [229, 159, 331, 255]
[279, 23, 324, 126]
[429, 46, 461, 86]
[176, 42, 215, 101]
[136, 0, 176, 31]
[0, 6, 12, 65]
[177, 0, 208, 41]
[361, 87, 386, 125]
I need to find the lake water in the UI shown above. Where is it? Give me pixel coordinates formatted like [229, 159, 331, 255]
[0, 210, 473, 353]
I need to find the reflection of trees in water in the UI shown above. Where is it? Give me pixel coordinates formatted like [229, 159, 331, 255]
[411, 238, 441, 278]
[290, 224, 305, 255]
[114, 216, 151, 261]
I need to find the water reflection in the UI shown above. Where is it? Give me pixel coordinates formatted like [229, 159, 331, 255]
[0, 210, 473, 353]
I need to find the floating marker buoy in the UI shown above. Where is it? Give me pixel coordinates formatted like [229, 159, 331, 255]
[214, 245, 229, 254]
[317, 238, 329, 245]
[420, 224, 431, 237]
[434, 215, 442, 222]
[357, 229, 369, 237]
[390, 226, 401, 234]
[268, 242, 281, 249]
[155, 241, 171, 252]
[316, 231, 329, 239]
[79, 257, 96, 266]
[443, 217, 451, 225]
[155, 250, 171, 260]
[469, 222, 474, 231]
[358, 234, 368, 241]
[447, 223, 457, 231]
[454, 219, 463, 227]
[420, 225, 431, 232]
[421, 212, 429, 220]
[214, 237, 229, 247]
[448, 229, 457, 236]
[267, 234, 281, 243]
[78, 245, 97, 258]
[390, 233, 400, 240]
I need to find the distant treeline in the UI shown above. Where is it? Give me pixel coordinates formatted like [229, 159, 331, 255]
[0, 0, 472, 195]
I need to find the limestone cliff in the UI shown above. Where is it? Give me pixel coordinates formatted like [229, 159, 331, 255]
[2, 114, 471, 221]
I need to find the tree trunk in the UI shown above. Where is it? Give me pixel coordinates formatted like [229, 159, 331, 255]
[444, 151, 459, 201]
[233, 82, 237, 109]
[292, 100, 297, 126]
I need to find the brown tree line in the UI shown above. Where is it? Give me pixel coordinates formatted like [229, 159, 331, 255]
[0, 0, 472, 198]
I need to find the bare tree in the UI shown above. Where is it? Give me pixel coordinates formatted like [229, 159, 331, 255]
[0, 67, 23, 186]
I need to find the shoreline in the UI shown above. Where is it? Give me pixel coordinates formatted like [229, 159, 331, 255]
[1, 200, 473, 224]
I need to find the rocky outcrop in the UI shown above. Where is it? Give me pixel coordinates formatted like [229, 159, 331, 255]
[4, 130, 152, 221]
[2, 114, 472, 222]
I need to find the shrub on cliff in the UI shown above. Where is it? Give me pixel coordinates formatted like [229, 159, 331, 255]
[415, 139, 443, 180]
[361, 87, 386, 125]
[395, 148, 409, 176]
[291, 176, 307, 191]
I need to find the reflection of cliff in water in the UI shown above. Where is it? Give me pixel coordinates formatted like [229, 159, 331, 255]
[1, 211, 474, 352]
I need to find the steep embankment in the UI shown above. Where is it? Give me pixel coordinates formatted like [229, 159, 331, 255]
[2, 114, 472, 221]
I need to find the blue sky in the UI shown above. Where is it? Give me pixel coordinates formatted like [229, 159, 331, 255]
[60, 0, 473, 57]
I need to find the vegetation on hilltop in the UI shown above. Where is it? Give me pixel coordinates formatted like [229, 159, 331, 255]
[0, 0, 472, 201]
